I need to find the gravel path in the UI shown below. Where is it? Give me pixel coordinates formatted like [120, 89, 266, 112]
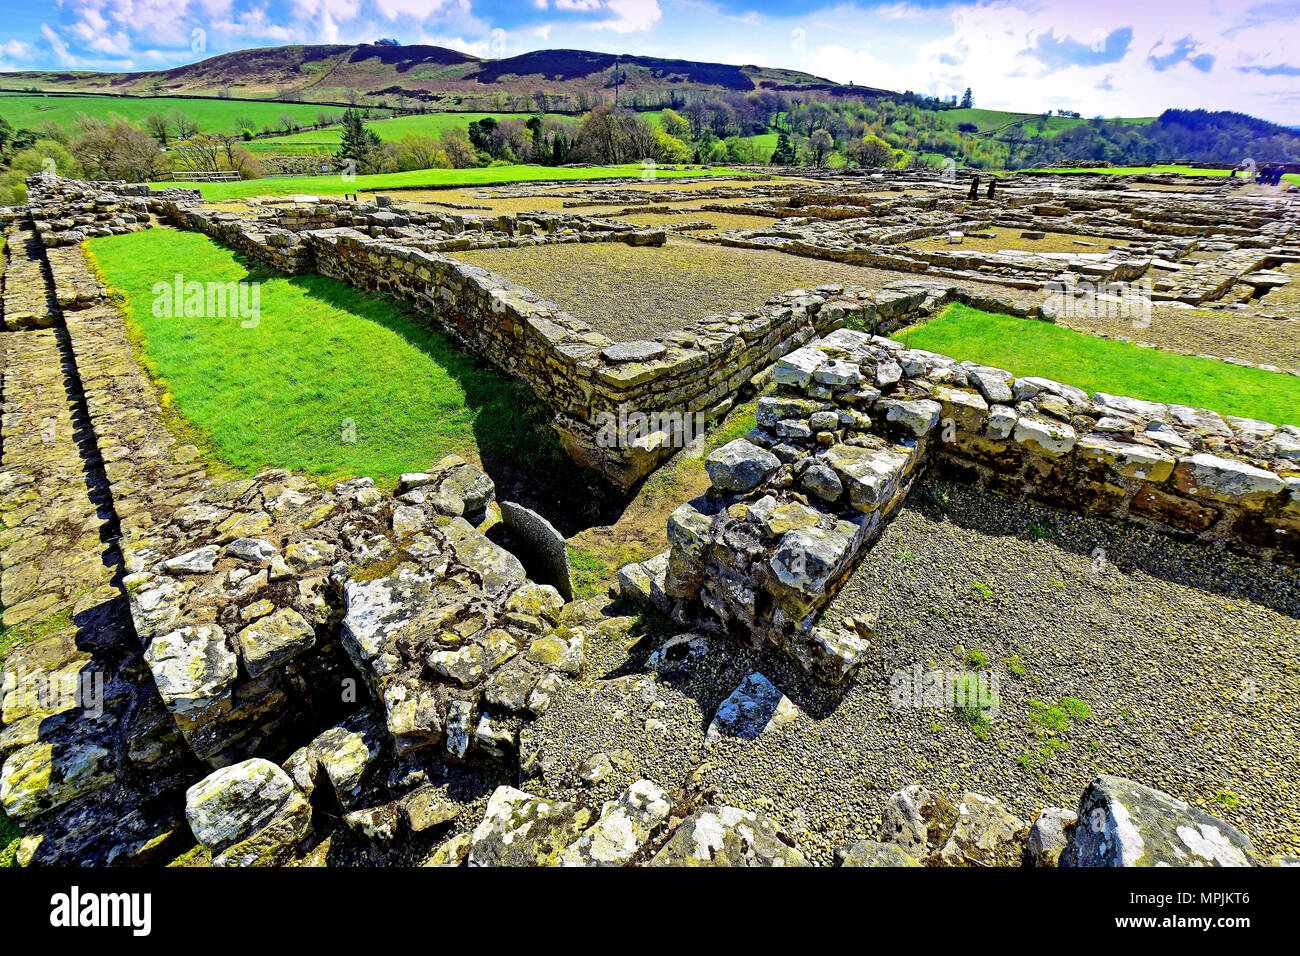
[527, 473, 1300, 864]
[906, 229, 1138, 255]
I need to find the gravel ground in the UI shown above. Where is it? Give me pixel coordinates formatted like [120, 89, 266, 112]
[526, 473, 1300, 865]
[906, 229, 1138, 254]
[380, 189, 572, 215]
[453, 236, 1029, 341]
[1061, 296, 1300, 370]
[617, 210, 780, 233]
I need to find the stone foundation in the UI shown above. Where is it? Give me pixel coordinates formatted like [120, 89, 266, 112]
[628, 327, 1298, 681]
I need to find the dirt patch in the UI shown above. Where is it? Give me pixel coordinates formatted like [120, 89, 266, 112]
[1061, 298, 1300, 371]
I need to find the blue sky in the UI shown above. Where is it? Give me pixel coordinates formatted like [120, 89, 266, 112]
[3, 1, 1298, 124]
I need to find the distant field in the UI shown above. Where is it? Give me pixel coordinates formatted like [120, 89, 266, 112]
[248, 110, 571, 152]
[939, 108, 1155, 138]
[153, 163, 751, 200]
[0, 92, 329, 136]
[898, 303, 1300, 424]
[1023, 163, 1300, 186]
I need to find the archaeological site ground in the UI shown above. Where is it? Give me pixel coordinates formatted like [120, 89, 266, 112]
[0, 16, 1298, 935]
[2, 164, 1295, 886]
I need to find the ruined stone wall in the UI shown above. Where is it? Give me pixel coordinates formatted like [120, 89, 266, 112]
[123, 180, 1051, 490]
[117, 182, 867, 488]
[631, 328, 1299, 681]
[19, 177, 1076, 492]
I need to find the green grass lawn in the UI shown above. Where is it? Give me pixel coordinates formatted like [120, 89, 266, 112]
[1022, 163, 1300, 187]
[898, 304, 1300, 425]
[152, 163, 748, 200]
[0, 92, 328, 137]
[85, 229, 564, 484]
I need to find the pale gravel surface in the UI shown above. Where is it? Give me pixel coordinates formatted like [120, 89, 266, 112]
[454, 236, 1034, 341]
[525, 474, 1300, 865]
[1060, 297, 1300, 371]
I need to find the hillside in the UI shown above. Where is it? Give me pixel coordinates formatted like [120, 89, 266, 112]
[0, 42, 885, 112]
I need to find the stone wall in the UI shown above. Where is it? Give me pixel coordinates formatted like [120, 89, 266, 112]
[628, 327, 1299, 681]
[33, 174, 1067, 491]
[104, 180, 844, 488]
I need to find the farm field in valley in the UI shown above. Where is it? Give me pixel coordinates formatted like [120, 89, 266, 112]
[0, 91, 329, 135]
[244, 110, 571, 152]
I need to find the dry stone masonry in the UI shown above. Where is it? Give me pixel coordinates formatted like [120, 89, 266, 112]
[2, 168, 1297, 867]
[622, 326, 1297, 681]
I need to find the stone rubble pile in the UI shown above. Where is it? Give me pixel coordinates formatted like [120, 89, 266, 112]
[178, 759, 1275, 867]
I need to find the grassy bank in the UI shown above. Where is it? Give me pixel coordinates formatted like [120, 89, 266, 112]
[567, 397, 760, 600]
[898, 304, 1300, 424]
[86, 229, 560, 484]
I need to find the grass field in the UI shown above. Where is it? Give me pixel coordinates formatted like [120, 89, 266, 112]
[939, 108, 1155, 137]
[248, 110, 570, 152]
[86, 229, 562, 484]
[0, 92, 330, 136]
[898, 304, 1300, 424]
[153, 163, 749, 199]
[0, 810, 18, 867]
[1023, 163, 1300, 186]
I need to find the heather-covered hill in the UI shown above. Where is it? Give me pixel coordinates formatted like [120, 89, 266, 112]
[0, 42, 884, 111]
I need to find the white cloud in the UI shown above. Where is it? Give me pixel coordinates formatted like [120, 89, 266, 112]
[40, 23, 77, 66]
[814, 44, 904, 89]
[594, 0, 662, 33]
[1, 40, 34, 61]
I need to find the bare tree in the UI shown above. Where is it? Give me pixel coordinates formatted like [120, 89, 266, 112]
[167, 110, 200, 141]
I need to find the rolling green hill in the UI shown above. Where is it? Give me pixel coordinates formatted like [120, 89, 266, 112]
[0, 43, 883, 112]
[939, 108, 1156, 137]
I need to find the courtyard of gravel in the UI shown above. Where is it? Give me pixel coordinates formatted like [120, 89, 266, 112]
[454, 236, 1037, 340]
[522, 474, 1300, 866]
